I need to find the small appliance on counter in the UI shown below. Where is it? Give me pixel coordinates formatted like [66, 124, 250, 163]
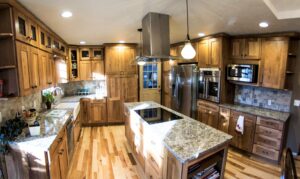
[198, 68, 221, 103]
[227, 64, 258, 83]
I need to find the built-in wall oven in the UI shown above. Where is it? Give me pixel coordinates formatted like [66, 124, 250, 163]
[227, 64, 258, 83]
[198, 68, 221, 103]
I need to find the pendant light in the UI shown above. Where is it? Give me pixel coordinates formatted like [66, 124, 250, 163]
[181, 0, 196, 60]
[137, 28, 146, 66]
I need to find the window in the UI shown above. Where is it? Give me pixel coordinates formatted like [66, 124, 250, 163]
[143, 64, 158, 88]
[18, 17, 26, 36]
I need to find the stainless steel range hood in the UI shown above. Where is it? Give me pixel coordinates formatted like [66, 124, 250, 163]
[137, 12, 178, 61]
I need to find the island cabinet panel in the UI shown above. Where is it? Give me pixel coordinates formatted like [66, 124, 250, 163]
[260, 37, 289, 89]
[228, 111, 256, 152]
[80, 98, 91, 123]
[90, 99, 107, 124]
[166, 151, 182, 179]
[197, 100, 219, 129]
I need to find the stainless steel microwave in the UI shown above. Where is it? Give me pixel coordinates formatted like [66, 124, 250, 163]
[227, 64, 258, 83]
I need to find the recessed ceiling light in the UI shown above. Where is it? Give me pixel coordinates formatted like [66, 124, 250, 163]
[61, 11, 72, 18]
[259, 22, 269, 28]
[119, 40, 125, 43]
[79, 41, 86, 45]
[198, 33, 205, 37]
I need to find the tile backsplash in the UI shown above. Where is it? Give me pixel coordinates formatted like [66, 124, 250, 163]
[58, 80, 105, 96]
[0, 91, 42, 121]
[234, 85, 292, 112]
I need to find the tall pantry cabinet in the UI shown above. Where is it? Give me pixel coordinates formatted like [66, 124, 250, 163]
[105, 44, 138, 123]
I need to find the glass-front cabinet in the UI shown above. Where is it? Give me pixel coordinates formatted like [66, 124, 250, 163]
[69, 48, 80, 81]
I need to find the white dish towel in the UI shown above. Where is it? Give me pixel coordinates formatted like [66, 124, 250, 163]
[236, 115, 245, 135]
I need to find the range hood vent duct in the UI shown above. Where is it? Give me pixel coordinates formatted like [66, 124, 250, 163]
[137, 12, 179, 62]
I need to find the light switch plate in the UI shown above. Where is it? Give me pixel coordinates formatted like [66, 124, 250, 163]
[294, 100, 300, 107]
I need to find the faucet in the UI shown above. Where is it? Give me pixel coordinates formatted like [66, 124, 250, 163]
[52, 87, 64, 96]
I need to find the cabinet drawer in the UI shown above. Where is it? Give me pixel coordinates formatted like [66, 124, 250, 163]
[253, 144, 279, 161]
[254, 134, 281, 150]
[256, 125, 282, 139]
[197, 100, 219, 112]
[257, 117, 284, 131]
[146, 152, 163, 178]
[231, 111, 256, 123]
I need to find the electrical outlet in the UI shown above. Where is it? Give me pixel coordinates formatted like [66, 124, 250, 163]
[294, 100, 300, 107]
[267, 99, 272, 106]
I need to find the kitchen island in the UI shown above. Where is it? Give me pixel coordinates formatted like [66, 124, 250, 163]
[124, 101, 232, 179]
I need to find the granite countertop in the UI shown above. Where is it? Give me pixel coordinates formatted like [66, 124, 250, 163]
[219, 103, 290, 122]
[124, 101, 232, 164]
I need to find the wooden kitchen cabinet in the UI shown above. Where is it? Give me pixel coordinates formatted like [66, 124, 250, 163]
[80, 98, 91, 123]
[218, 107, 230, 133]
[121, 75, 138, 102]
[50, 151, 61, 179]
[197, 100, 219, 129]
[46, 53, 54, 85]
[197, 37, 222, 68]
[27, 18, 39, 47]
[58, 135, 69, 179]
[228, 111, 256, 152]
[90, 99, 107, 124]
[38, 50, 48, 89]
[231, 38, 261, 59]
[261, 37, 289, 89]
[16, 41, 40, 96]
[91, 60, 105, 80]
[105, 45, 137, 75]
[79, 61, 92, 80]
[106, 75, 122, 122]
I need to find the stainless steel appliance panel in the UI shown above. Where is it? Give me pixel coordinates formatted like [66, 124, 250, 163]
[227, 64, 258, 83]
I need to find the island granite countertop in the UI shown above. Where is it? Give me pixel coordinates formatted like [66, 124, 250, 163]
[124, 101, 232, 164]
[219, 103, 290, 122]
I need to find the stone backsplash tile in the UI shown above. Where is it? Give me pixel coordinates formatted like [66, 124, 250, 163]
[58, 80, 105, 96]
[0, 91, 42, 122]
[234, 85, 292, 112]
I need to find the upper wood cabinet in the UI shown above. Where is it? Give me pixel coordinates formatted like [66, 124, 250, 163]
[105, 45, 137, 75]
[260, 37, 289, 89]
[197, 37, 222, 68]
[91, 61, 105, 80]
[14, 10, 39, 47]
[231, 38, 261, 59]
[38, 50, 48, 89]
[39, 28, 52, 53]
[91, 48, 103, 60]
[80, 48, 90, 60]
[121, 75, 138, 103]
[79, 61, 92, 81]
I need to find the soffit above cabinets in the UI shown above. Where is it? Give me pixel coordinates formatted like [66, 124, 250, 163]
[263, 0, 300, 19]
[17, 0, 300, 45]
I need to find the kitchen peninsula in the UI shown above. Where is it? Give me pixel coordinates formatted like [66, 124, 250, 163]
[124, 101, 232, 179]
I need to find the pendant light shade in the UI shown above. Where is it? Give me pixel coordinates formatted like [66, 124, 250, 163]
[181, 0, 196, 60]
[181, 41, 196, 60]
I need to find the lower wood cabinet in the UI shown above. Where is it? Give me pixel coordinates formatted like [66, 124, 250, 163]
[197, 100, 219, 129]
[49, 129, 69, 179]
[228, 111, 256, 152]
[80, 98, 107, 125]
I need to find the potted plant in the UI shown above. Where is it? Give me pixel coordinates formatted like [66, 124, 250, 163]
[43, 92, 55, 109]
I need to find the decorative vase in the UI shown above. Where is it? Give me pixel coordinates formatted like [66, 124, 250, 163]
[46, 102, 52, 109]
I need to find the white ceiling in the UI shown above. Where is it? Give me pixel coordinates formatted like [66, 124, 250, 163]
[263, 0, 300, 19]
[18, 0, 300, 45]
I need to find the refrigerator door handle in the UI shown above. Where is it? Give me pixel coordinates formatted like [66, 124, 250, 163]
[205, 78, 209, 99]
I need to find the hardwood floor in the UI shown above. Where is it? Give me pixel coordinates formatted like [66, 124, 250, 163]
[68, 125, 283, 179]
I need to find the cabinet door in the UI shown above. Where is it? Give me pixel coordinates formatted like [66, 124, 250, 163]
[197, 108, 208, 124]
[27, 18, 39, 47]
[14, 10, 29, 43]
[105, 47, 120, 75]
[46, 54, 54, 85]
[170, 46, 178, 56]
[167, 151, 182, 179]
[107, 75, 122, 122]
[90, 101, 107, 123]
[38, 50, 47, 89]
[80, 48, 90, 60]
[231, 39, 243, 59]
[80, 98, 91, 123]
[122, 75, 138, 102]
[29, 46, 40, 89]
[120, 47, 137, 74]
[79, 61, 92, 80]
[208, 38, 221, 67]
[16, 41, 32, 96]
[58, 136, 69, 179]
[244, 38, 261, 59]
[206, 110, 219, 129]
[91, 61, 104, 80]
[50, 152, 61, 179]
[229, 111, 256, 152]
[261, 38, 288, 89]
[197, 39, 209, 67]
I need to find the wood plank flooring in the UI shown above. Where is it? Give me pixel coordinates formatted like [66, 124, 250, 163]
[68, 125, 283, 179]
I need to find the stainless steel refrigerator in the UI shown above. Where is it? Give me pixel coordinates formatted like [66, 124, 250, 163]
[170, 64, 197, 118]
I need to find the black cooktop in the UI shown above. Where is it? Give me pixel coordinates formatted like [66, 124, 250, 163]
[135, 107, 182, 124]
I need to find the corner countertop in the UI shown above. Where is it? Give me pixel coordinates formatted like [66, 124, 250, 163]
[124, 101, 232, 164]
[219, 103, 290, 122]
